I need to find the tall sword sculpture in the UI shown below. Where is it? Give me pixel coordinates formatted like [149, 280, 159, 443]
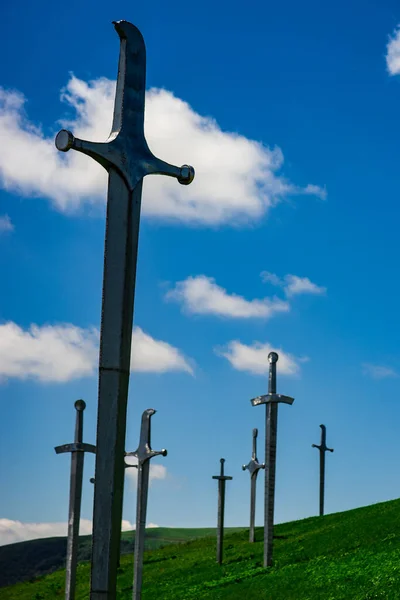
[251, 352, 294, 568]
[125, 409, 167, 600]
[55, 400, 96, 600]
[212, 458, 233, 565]
[312, 424, 334, 517]
[242, 428, 265, 543]
[55, 21, 194, 600]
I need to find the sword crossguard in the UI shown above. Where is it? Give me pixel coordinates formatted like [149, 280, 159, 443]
[125, 408, 167, 466]
[312, 424, 334, 453]
[55, 442, 97, 454]
[250, 393, 294, 407]
[55, 21, 195, 192]
[212, 458, 233, 481]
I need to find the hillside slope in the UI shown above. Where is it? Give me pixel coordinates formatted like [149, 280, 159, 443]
[2, 498, 400, 599]
[0, 527, 226, 588]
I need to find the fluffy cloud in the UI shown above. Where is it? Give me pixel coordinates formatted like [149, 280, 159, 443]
[362, 363, 398, 379]
[386, 26, 400, 75]
[0, 76, 325, 225]
[0, 517, 159, 546]
[0, 322, 193, 383]
[131, 327, 193, 374]
[125, 457, 168, 486]
[165, 275, 289, 319]
[216, 340, 305, 376]
[0, 214, 13, 233]
[261, 271, 326, 297]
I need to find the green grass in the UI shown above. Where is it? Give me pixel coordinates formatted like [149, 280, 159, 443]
[2, 498, 400, 599]
[0, 527, 235, 588]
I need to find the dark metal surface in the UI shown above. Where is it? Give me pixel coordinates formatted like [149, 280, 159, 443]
[212, 458, 233, 564]
[250, 352, 294, 568]
[312, 424, 334, 516]
[125, 409, 167, 600]
[54, 400, 96, 600]
[242, 428, 265, 543]
[55, 21, 194, 600]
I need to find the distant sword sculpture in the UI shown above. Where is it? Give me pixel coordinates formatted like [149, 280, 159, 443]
[55, 400, 96, 600]
[251, 352, 294, 568]
[212, 458, 233, 565]
[55, 20, 194, 600]
[242, 428, 265, 543]
[312, 424, 334, 516]
[125, 409, 167, 600]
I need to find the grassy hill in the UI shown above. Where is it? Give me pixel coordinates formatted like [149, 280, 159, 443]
[0, 527, 240, 588]
[2, 498, 400, 599]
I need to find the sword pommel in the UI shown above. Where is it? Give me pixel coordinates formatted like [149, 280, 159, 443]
[178, 165, 195, 185]
[55, 130, 74, 152]
[74, 399, 86, 411]
[268, 352, 279, 364]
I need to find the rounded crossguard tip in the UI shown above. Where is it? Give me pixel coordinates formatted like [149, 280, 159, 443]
[268, 351, 279, 363]
[161, 449, 168, 457]
[55, 129, 74, 152]
[178, 165, 195, 185]
[74, 399, 86, 411]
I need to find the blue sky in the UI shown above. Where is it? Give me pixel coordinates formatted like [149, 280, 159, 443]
[2, 0, 400, 545]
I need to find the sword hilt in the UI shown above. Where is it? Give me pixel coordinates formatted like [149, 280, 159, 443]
[268, 352, 278, 394]
[250, 352, 295, 408]
[55, 22, 195, 192]
[54, 399, 96, 455]
[212, 458, 233, 481]
[125, 408, 167, 466]
[312, 424, 334, 453]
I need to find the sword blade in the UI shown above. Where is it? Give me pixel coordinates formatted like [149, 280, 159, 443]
[133, 460, 150, 600]
[65, 450, 84, 600]
[320, 450, 325, 517]
[91, 173, 143, 600]
[216, 479, 226, 564]
[264, 402, 278, 567]
[249, 474, 257, 543]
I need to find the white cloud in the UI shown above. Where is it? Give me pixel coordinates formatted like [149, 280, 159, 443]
[165, 275, 289, 319]
[283, 275, 327, 297]
[0, 322, 193, 383]
[131, 327, 193, 374]
[386, 26, 400, 75]
[216, 340, 305, 376]
[362, 363, 398, 379]
[0, 214, 13, 233]
[260, 271, 326, 297]
[0, 517, 159, 546]
[125, 457, 167, 485]
[0, 76, 325, 225]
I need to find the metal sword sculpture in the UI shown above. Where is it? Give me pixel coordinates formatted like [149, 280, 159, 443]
[125, 409, 167, 600]
[55, 400, 96, 600]
[242, 428, 265, 543]
[312, 424, 334, 517]
[212, 458, 233, 565]
[55, 21, 194, 600]
[250, 352, 294, 568]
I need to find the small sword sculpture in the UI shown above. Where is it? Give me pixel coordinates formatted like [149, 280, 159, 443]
[55, 400, 96, 600]
[312, 424, 334, 517]
[251, 352, 294, 568]
[212, 458, 233, 565]
[242, 428, 265, 543]
[55, 20, 194, 600]
[125, 409, 167, 600]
